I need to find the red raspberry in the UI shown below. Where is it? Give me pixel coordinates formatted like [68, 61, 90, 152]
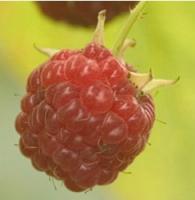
[36, 1, 138, 26]
[16, 4, 177, 192]
[15, 44, 154, 191]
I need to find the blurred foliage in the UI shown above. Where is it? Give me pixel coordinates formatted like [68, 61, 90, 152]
[0, 2, 195, 200]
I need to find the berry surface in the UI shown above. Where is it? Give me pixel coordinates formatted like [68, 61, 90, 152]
[15, 43, 155, 192]
[36, 1, 138, 26]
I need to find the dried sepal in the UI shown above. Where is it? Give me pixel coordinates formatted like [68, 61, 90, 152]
[129, 70, 179, 93]
[142, 76, 180, 93]
[33, 43, 60, 57]
[129, 69, 152, 90]
[117, 38, 136, 59]
[93, 10, 106, 45]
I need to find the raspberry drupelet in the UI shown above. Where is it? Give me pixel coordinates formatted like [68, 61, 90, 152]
[15, 3, 177, 192]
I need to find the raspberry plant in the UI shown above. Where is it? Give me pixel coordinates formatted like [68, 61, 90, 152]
[15, 2, 177, 192]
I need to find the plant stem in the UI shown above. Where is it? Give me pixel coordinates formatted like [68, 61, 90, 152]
[112, 2, 147, 56]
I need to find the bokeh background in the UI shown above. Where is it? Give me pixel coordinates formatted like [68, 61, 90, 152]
[0, 1, 195, 200]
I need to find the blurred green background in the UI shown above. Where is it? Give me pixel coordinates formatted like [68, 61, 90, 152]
[0, 2, 195, 200]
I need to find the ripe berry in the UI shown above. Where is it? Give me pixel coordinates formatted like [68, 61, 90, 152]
[15, 3, 177, 192]
[36, 1, 138, 26]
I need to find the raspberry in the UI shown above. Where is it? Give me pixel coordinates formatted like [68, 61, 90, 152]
[15, 3, 178, 192]
[36, 1, 138, 26]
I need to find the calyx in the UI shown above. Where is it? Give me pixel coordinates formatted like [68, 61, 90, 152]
[34, 2, 178, 94]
